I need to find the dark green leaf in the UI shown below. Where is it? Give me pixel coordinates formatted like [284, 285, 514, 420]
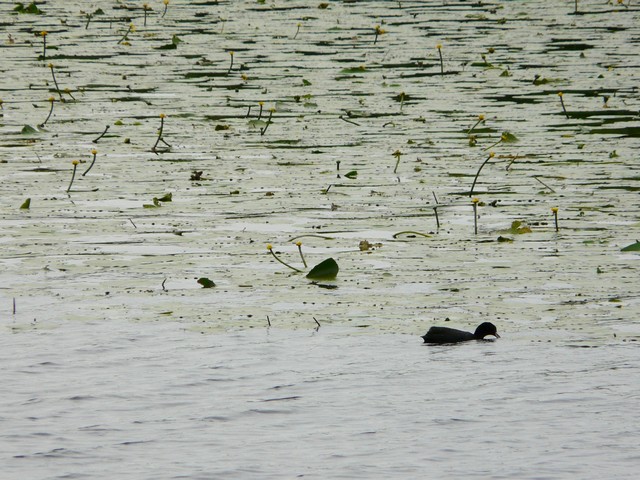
[20, 198, 31, 209]
[306, 258, 339, 280]
[344, 170, 357, 179]
[621, 241, 640, 252]
[21, 125, 39, 134]
[197, 277, 216, 288]
[157, 193, 172, 202]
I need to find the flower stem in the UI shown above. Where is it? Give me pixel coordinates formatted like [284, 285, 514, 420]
[40, 97, 55, 127]
[67, 161, 79, 193]
[469, 152, 495, 197]
[48, 63, 63, 101]
[267, 245, 303, 273]
[92, 125, 110, 143]
[82, 149, 98, 176]
[296, 242, 308, 268]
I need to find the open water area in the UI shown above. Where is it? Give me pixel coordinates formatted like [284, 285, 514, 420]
[1, 0, 639, 478]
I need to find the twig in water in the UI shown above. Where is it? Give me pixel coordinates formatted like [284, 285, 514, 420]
[339, 115, 360, 126]
[129, 218, 137, 228]
[469, 152, 495, 197]
[13, 297, 16, 315]
[93, 125, 110, 143]
[313, 317, 321, 328]
[533, 176, 555, 193]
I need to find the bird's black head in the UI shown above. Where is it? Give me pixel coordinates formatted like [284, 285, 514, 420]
[474, 322, 500, 339]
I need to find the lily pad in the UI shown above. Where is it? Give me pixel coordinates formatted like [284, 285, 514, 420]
[197, 277, 216, 288]
[306, 258, 339, 281]
[621, 241, 640, 252]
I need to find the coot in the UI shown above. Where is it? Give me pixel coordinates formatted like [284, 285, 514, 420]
[422, 322, 500, 344]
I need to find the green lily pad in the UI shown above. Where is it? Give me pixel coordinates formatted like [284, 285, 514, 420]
[344, 170, 357, 179]
[306, 258, 339, 281]
[20, 198, 31, 209]
[21, 125, 39, 134]
[620, 241, 640, 252]
[157, 193, 172, 202]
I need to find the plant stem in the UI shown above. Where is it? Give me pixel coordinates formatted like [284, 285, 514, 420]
[392, 150, 402, 174]
[228, 51, 234, 74]
[293, 23, 301, 39]
[267, 246, 303, 273]
[437, 44, 444, 75]
[48, 63, 64, 101]
[82, 149, 98, 176]
[469, 152, 495, 197]
[432, 191, 440, 230]
[296, 242, 308, 268]
[67, 161, 79, 193]
[467, 114, 485, 135]
[472, 199, 479, 235]
[257, 102, 264, 120]
[40, 98, 54, 127]
[152, 114, 169, 152]
[260, 108, 274, 136]
[93, 125, 110, 143]
[552, 207, 559, 232]
[162, 0, 169, 18]
[558, 92, 569, 119]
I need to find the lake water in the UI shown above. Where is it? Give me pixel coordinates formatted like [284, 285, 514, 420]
[1, 0, 640, 478]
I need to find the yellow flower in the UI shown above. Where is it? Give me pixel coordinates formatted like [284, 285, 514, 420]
[557, 91, 563, 97]
[266, 244, 273, 251]
[129, 23, 136, 32]
[471, 197, 480, 204]
[229, 51, 234, 56]
[72, 160, 80, 166]
[159, 113, 166, 118]
[164, 0, 169, 5]
[259, 101, 264, 106]
[436, 43, 442, 50]
[91, 149, 98, 155]
[48, 96, 55, 102]
[489, 151, 495, 158]
[48, 63, 54, 68]
[143, 3, 149, 9]
[295, 241, 302, 247]
[41, 31, 48, 37]
[269, 107, 276, 113]
[551, 207, 559, 213]
[478, 114, 485, 120]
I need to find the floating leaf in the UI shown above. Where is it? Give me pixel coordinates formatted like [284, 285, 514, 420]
[508, 220, 532, 234]
[20, 198, 31, 209]
[621, 241, 640, 252]
[306, 258, 339, 281]
[21, 125, 39, 134]
[344, 170, 357, 179]
[501, 131, 519, 143]
[13, 2, 43, 14]
[302, 79, 312, 86]
[157, 193, 172, 202]
[197, 277, 216, 288]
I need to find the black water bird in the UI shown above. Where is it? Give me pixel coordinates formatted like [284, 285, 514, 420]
[422, 322, 500, 344]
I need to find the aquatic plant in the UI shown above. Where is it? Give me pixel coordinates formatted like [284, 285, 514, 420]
[374, 25, 386, 45]
[151, 113, 171, 152]
[40, 97, 55, 127]
[296, 241, 308, 268]
[436, 44, 444, 75]
[558, 92, 569, 118]
[40, 31, 47, 60]
[471, 198, 480, 235]
[469, 152, 495, 197]
[20, 198, 31, 209]
[143, 3, 151, 26]
[48, 63, 63, 101]
[293, 22, 301, 39]
[92, 125, 110, 143]
[13, 2, 43, 14]
[228, 51, 234, 74]
[467, 114, 485, 135]
[260, 108, 275, 136]
[67, 160, 79, 193]
[267, 244, 304, 273]
[551, 207, 559, 232]
[162, 0, 169, 18]
[197, 278, 215, 288]
[392, 149, 403, 174]
[117, 23, 135, 45]
[82, 149, 98, 176]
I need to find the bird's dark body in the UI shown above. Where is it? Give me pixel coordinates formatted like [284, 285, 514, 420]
[421, 322, 500, 344]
